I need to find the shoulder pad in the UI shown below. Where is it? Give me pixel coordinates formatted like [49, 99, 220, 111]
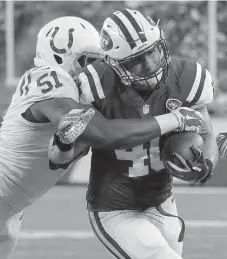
[79, 60, 116, 104]
[171, 58, 214, 107]
[14, 66, 79, 104]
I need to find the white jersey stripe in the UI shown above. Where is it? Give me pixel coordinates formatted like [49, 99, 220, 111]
[18, 69, 31, 96]
[87, 65, 105, 100]
[78, 72, 95, 104]
[186, 62, 202, 102]
[196, 69, 214, 105]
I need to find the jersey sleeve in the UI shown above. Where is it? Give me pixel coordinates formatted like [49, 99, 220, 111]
[13, 66, 79, 111]
[78, 60, 116, 105]
[175, 58, 214, 107]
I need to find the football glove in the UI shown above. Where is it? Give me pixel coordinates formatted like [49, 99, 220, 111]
[172, 107, 204, 134]
[216, 132, 227, 159]
[58, 108, 95, 144]
[164, 145, 213, 184]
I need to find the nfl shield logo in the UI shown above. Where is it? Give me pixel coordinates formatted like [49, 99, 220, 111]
[143, 104, 150, 114]
[166, 99, 182, 111]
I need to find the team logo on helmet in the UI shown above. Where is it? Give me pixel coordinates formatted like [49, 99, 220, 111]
[100, 29, 113, 51]
[166, 98, 182, 111]
[50, 27, 74, 54]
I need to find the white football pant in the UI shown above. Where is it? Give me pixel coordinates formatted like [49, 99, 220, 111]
[0, 196, 23, 259]
[89, 196, 184, 259]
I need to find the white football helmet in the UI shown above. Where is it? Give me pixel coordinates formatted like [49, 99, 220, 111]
[34, 16, 103, 78]
[100, 9, 171, 90]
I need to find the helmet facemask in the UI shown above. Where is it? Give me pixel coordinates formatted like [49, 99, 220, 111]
[107, 32, 171, 91]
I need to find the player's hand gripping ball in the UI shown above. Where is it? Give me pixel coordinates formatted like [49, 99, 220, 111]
[162, 132, 213, 184]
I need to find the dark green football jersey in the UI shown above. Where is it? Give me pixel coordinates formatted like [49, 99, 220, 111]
[78, 57, 213, 211]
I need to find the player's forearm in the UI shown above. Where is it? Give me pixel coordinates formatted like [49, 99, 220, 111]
[201, 134, 219, 168]
[196, 106, 219, 168]
[81, 113, 180, 149]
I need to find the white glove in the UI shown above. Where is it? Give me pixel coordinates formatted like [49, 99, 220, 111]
[58, 108, 95, 144]
[172, 107, 204, 134]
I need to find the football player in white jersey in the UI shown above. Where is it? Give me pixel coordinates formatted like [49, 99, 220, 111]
[0, 16, 205, 258]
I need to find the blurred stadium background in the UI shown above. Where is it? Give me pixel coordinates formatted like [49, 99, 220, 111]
[0, 1, 227, 258]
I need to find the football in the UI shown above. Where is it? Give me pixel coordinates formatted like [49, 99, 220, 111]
[161, 131, 204, 166]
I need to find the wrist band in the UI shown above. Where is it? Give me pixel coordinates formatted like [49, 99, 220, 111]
[53, 134, 74, 152]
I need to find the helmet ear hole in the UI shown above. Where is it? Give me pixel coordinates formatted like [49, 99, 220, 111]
[54, 54, 63, 64]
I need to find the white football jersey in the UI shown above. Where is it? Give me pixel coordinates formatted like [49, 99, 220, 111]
[0, 66, 79, 212]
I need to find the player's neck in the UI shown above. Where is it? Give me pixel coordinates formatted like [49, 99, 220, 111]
[136, 89, 154, 101]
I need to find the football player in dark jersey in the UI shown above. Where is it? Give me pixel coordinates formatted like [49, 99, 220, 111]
[77, 9, 219, 259]
[0, 15, 205, 259]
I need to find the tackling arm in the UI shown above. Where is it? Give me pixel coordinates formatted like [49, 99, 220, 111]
[79, 106, 204, 149]
[34, 97, 204, 150]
